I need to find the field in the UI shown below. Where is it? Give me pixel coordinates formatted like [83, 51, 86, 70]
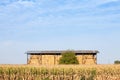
[0, 64, 120, 80]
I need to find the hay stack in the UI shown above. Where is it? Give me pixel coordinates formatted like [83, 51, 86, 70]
[28, 55, 40, 65]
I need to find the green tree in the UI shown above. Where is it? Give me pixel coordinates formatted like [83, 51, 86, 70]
[59, 50, 79, 64]
[114, 60, 120, 64]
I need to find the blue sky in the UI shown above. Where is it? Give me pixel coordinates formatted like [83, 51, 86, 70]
[0, 0, 120, 64]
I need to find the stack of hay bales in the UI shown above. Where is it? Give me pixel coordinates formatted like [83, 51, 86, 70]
[28, 55, 40, 65]
[84, 55, 96, 64]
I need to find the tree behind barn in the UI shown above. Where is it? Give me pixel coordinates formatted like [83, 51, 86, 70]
[59, 50, 79, 64]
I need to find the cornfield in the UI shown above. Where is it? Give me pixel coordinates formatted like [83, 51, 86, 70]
[0, 64, 120, 80]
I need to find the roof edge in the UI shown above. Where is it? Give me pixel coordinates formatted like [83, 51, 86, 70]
[25, 50, 99, 54]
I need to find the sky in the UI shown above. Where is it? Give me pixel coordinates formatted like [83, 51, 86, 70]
[0, 0, 120, 64]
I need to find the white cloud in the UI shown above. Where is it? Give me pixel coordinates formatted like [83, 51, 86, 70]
[0, 0, 120, 29]
[17, 0, 35, 7]
[107, 0, 119, 2]
[99, 0, 119, 3]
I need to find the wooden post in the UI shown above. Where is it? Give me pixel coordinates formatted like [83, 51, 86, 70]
[82, 54, 84, 64]
[39, 54, 41, 65]
[54, 54, 55, 65]
[96, 53, 97, 64]
[40, 54, 42, 65]
[93, 54, 97, 64]
[27, 54, 28, 64]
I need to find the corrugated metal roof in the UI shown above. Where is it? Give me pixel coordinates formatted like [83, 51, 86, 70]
[25, 50, 99, 54]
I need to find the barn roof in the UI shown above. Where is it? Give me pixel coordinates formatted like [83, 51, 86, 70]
[25, 50, 99, 54]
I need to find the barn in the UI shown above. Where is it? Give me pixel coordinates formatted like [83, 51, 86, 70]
[25, 50, 99, 65]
